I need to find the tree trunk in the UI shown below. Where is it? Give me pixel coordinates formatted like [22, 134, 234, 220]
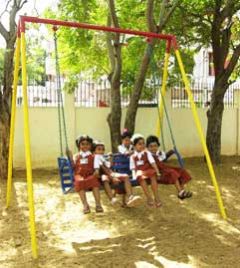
[107, 73, 122, 152]
[124, 0, 179, 134]
[0, 42, 15, 179]
[0, 0, 28, 179]
[124, 43, 153, 134]
[206, 83, 228, 164]
[106, 0, 122, 152]
[107, 39, 122, 152]
[0, 108, 10, 179]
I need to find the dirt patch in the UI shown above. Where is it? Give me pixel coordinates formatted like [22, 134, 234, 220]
[0, 157, 240, 268]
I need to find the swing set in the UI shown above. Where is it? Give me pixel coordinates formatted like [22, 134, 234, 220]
[6, 16, 227, 259]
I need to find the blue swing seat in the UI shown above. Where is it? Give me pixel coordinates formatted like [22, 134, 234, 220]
[58, 151, 184, 194]
[111, 154, 139, 188]
[57, 157, 75, 194]
[57, 154, 138, 194]
[111, 150, 184, 190]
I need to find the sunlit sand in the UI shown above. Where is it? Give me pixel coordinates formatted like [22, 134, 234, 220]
[0, 157, 240, 267]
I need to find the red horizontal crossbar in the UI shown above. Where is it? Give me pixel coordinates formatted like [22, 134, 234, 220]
[20, 16, 175, 42]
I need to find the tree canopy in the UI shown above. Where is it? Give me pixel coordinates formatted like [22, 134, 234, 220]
[44, 0, 194, 93]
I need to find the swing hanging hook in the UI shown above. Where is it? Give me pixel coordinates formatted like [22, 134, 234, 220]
[52, 25, 58, 32]
[146, 37, 153, 44]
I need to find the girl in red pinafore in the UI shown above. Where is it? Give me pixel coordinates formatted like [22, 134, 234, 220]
[93, 141, 141, 207]
[68, 135, 103, 214]
[130, 134, 162, 207]
[146, 135, 192, 200]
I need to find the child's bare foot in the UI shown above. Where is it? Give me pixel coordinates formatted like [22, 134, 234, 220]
[121, 202, 127, 208]
[83, 205, 91, 214]
[95, 205, 104, 213]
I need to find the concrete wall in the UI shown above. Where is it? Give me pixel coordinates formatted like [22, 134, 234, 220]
[13, 92, 240, 168]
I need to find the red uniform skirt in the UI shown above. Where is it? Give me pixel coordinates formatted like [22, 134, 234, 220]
[136, 168, 156, 184]
[158, 162, 191, 185]
[74, 174, 100, 192]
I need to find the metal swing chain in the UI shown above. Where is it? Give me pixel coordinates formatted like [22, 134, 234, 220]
[150, 48, 184, 167]
[146, 43, 166, 151]
[53, 28, 69, 156]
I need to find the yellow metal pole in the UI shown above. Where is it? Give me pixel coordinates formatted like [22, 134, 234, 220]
[6, 36, 21, 208]
[174, 48, 227, 220]
[156, 52, 170, 137]
[21, 31, 38, 258]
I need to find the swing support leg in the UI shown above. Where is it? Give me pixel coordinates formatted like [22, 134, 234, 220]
[173, 43, 227, 220]
[21, 29, 38, 258]
[156, 40, 171, 137]
[6, 33, 21, 207]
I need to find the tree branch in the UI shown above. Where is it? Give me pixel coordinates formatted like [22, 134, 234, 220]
[214, 0, 222, 14]
[9, 0, 27, 37]
[212, 3, 223, 75]
[224, 43, 240, 79]
[108, 0, 120, 28]
[107, 0, 122, 82]
[146, 0, 156, 32]
[158, 0, 181, 31]
[19, 0, 28, 10]
[220, 0, 235, 22]
[0, 0, 11, 19]
[0, 22, 9, 41]
[220, 24, 232, 65]
[106, 14, 115, 72]
[183, 9, 212, 25]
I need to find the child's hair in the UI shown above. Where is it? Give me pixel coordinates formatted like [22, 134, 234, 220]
[75, 135, 93, 148]
[121, 129, 132, 140]
[92, 140, 105, 152]
[146, 135, 160, 147]
[131, 133, 144, 146]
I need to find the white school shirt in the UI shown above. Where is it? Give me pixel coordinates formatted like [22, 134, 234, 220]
[157, 150, 167, 161]
[130, 150, 155, 170]
[118, 144, 133, 154]
[98, 154, 111, 168]
[73, 151, 101, 169]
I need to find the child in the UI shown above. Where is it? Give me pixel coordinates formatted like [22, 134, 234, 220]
[130, 134, 162, 207]
[93, 140, 141, 207]
[118, 129, 134, 155]
[146, 135, 192, 200]
[67, 135, 104, 214]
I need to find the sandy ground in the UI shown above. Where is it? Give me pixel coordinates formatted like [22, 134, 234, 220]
[0, 157, 240, 268]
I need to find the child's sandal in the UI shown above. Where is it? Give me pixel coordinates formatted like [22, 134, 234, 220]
[155, 200, 162, 208]
[95, 205, 104, 213]
[83, 205, 91, 214]
[147, 199, 155, 207]
[178, 190, 192, 200]
[126, 195, 142, 207]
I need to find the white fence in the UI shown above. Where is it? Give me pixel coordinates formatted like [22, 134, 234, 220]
[14, 79, 240, 108]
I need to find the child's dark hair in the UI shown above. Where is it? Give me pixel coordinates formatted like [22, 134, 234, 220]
[133, 137, 144, 146]
[75, 135, 93, 148]
[131, 134, 144, 146]
[92, 141, 105, 152]
[121, 129, 132, 139]
[146, 135, 160, 147]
